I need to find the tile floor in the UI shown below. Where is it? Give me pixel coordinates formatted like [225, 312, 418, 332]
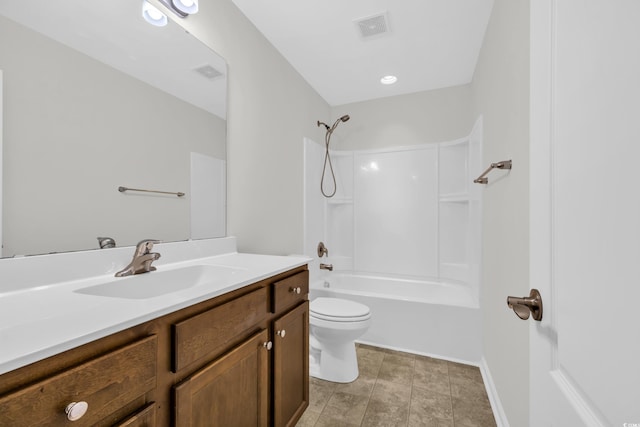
[296, 344, 497, 427]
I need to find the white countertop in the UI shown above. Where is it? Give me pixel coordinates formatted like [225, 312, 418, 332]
[0, 238, 310, 375]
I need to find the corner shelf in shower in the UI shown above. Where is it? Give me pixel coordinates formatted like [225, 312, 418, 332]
[439, 193, 469, 203]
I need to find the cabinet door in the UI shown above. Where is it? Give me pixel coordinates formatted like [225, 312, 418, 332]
[174, 329, 270, 427]
[273, 301, 309, 427]
[114, 403, 156, 427]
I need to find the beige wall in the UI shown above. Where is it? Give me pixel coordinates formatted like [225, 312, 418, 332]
[169, 0, 330, 255]
[471, 0, 530, 424]
[331, 85, 474, 151]
[0, 15, 225, 256]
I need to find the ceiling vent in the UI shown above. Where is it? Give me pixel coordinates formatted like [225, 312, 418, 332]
[194, 64, 223, 80]
[355, 12, 390, 39]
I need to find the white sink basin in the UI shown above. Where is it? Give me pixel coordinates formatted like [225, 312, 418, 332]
[75, 264, 244, 299]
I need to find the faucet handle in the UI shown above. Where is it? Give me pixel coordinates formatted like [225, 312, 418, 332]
[135, 239, 161, 255]
[97, 237, 116, 249]
[317, 242, 329, 258]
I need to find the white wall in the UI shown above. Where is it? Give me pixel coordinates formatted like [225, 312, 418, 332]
[471, 0, 530, 425]
[332, 85, 474, 151]
[164, 0, 330, 255]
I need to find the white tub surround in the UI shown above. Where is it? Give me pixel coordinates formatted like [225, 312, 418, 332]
[0, 237, 310, 375]
[304, 118, 483, 363]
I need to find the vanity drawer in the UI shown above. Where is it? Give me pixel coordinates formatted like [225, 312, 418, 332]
[271, 270, 309, 313]
[0, 335, 157, 427]
[173, 286, 269, 372]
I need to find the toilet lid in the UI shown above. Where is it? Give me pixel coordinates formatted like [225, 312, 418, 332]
[310, 297, 371, 321]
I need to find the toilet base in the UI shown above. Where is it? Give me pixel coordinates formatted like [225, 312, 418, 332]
[309, 341, 359, 383]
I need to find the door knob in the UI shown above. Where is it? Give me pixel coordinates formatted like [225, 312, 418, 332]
[507, 289, 543, 321]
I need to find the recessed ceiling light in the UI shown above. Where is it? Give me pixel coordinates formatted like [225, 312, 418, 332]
[380, 75, 398, 85]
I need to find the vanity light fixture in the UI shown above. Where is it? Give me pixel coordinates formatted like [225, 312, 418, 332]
[380, 75, 398, 85]
[170, 0, 199, 15]
[142, 0, 168, 27]
[142, 0, 198, 27]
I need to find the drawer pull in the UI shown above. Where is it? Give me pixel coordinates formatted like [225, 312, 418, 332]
[65, 401, 88, 421]
[277, 329, 286, 338]
[289, 287, 301, 294]
[263, 341, 273, 351]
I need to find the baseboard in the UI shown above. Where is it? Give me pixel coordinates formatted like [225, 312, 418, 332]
[479, 357, 510, 427]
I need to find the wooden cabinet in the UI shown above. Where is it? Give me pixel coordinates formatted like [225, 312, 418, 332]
[172, 286, 270, 373]
[115, 403, 157, 427]
[0, 335, 157, 427]
[0, 265, 309, 427]
[273, 301, 309, 427]
[173, 269, 310, 427]
[174, 330, 270, 426]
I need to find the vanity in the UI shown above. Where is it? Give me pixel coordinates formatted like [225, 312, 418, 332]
[0, 238, 310, 426]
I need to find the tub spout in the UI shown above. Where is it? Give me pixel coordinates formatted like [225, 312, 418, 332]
[320, 263, 333, 271]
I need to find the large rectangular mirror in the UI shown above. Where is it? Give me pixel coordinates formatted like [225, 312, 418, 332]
[0, 0, 227, 257]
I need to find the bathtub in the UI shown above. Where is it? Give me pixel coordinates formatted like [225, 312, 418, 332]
[310, 273, 481, 363]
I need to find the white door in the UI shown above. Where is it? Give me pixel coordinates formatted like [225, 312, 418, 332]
[0, 70, 3, 258]
[530, 1, 640, 425]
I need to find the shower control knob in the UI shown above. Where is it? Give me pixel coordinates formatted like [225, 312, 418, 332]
[263, 341, 273, 351]
[65, 401, 89, 421]
[277, 329, 286, 338]
[290, 287, 301, 294]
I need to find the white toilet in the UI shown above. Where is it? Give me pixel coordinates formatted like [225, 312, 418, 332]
[309, 297, 372, 383]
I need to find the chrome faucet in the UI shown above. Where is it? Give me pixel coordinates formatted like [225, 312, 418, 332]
[115, 239, 161, 277]
[320, 263, 333, 271]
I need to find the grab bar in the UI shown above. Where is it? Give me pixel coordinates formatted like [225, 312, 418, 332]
[118, 186, 185, 197]
[473, 160, 512, 184]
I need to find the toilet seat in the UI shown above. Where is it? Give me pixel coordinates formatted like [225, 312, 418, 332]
[310, 297, 371, 322]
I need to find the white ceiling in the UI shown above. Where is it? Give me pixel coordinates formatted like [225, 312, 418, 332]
[232, 0, 494, 106]
[0, 0, 227, 118]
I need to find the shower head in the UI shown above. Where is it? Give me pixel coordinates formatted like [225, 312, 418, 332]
[317, 115, 350, 133]
[329, 114, 350, 133]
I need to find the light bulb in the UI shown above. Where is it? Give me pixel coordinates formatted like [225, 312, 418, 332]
[171, 0, 198, 14]
[380, 75, 398, 85]
[142, 0, 167, 26]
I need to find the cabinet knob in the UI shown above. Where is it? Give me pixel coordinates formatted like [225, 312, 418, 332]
[277, 329, 286, 338]
[65, 401, 88, 421]
[289, 287, 301, 294]
[263, 341, 273, 350]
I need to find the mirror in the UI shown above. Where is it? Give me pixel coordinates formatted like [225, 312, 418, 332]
[0, 0, 227, 257]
